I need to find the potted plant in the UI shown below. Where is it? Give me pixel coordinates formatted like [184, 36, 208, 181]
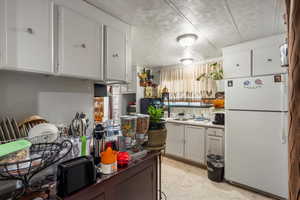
[146, 106, 167, 150]
[209, 62, 224, 92]
[196, 62, 224, 91]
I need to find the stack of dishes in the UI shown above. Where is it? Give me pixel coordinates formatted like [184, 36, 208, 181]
[0, 117, 23, 144]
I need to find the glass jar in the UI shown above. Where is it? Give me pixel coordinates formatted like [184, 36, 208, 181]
[135, 114, 150, 134]
[120, 115, 137, 138]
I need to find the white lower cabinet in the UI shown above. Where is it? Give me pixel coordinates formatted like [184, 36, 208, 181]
[166, 123, 185, 158]
[206, 128, 224, 157]
[184, 126, 206, 164]
[166, 123, 224, 165]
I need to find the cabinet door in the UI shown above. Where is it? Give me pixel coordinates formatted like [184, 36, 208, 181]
[105, 26, 126, 81]
[125, 67, 137, 93]
[166, 123, 185, 157]
[206, 135, 224, 157]
[253, 46, 285, 76]
[58, 6, 101, 79]
[184, 126, 205, 164]
[3, 0, 53, 73]
[115, 166, 154, 200]
[223, 50, 251, 79]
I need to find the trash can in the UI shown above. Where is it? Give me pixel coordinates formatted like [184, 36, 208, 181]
[207, 154, 224, 182]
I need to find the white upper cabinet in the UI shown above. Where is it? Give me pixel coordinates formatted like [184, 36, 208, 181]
[0, 0, 131, 81]
[184, 126, 206, 164]
[104, 26, 126, 81]
[252, 45, 285, 76]
[223, 34, 286, 79]
[0, 0, 53, 73]
[223, 50, 251, 79]
[57, 6, 102, 80]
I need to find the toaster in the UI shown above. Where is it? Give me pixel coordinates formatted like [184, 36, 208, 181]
[56, 156, 96, 198]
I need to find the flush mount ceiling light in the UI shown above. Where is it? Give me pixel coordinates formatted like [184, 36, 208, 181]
[176, 34, 198, 47]
[180, 58, 194, 66]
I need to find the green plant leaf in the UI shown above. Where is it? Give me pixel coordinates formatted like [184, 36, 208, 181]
[147, 106, 163, 123]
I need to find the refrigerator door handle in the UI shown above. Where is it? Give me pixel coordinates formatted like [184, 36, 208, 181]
[281, 128, 287, 144]
[281, 112, 287, 144]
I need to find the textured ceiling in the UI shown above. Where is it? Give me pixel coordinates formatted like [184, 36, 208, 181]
[85, 0, 286, 67]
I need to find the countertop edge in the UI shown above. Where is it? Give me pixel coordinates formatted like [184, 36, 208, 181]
[165, 119, 225, 129]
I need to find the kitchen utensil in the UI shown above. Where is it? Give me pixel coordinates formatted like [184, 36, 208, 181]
[117, 152, 131, 168]
[1, 119, 11, 141]
[18, 115, 47, 128]
[0, 126, 6, 142]
[93, 124, 105, 164]
[18, 115, 47, 137]
[70, 112, 89, 137]
[120, 115, 137, 138]
[81, 136, 87, 156]
[6, 117, 16, 140]
[0, 140, 72, 199]
[27, 123, 58, 144]
[0, 140, 31, 160]
[12, 118, 22, 138]
[135, 114, 150, 134]
[101, 147, 117, 174]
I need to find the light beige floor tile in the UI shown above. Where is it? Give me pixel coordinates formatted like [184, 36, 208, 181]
[161, 157, 274, 200]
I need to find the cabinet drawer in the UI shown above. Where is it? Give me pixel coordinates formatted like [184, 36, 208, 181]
[207, 128, 223, 137]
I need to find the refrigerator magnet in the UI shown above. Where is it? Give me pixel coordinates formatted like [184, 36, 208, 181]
[274, 75, 282, 83]
[228, 80, 233, 87]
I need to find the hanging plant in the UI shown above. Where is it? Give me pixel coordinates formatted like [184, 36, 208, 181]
[196, 62, 223, 81]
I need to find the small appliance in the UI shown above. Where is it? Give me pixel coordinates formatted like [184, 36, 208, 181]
[212, 112, 225, 125]
[56, 156, 96, 198]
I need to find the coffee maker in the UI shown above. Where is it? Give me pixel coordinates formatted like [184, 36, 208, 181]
[212, 112, 225, 125]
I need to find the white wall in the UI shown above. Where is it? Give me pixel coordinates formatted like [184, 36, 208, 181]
[0, 71, 94, 133]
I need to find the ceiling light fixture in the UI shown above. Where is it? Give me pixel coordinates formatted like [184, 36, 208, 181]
[176, 34, 198, 47]
[180, 58, 194, 66]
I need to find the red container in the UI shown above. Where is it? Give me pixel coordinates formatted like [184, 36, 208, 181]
[117, 152, 131, 168]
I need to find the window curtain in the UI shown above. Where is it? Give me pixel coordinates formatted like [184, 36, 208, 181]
[285, 0, 300, 199]
[160, 60, 222, 101]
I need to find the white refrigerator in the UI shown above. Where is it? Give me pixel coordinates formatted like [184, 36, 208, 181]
[225, 74, 288, 199]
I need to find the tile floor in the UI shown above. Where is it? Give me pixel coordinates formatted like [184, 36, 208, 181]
[161, 157, 274, 200]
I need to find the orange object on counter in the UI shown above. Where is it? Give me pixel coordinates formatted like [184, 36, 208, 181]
[101, 147, 117, 164]
[212, 99, 225, 108]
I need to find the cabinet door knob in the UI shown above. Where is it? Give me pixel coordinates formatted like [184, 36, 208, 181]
[81, 44, 86, 48]
[112, 53, 119, 58]
[267, 58, 272, 62]
[236, 64, 240, 67]
[26, 28, 34, 34]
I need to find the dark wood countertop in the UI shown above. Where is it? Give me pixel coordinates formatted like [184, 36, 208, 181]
[63, 151, 161, 200]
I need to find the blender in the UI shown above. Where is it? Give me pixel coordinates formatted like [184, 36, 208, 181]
[120, 115, 137, 149]
[135, 114, 150, 150]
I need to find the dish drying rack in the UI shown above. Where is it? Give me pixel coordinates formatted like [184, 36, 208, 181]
[0, 140, 72, 199]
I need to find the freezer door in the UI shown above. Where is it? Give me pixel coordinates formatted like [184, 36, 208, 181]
[225, 110, 288, 198]
[225, 75, 288, 111]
